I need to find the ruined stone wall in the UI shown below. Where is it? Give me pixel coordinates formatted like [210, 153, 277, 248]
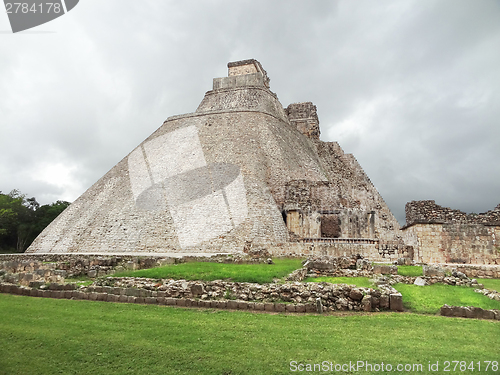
[403, 201, 500, 265]
[268, 242, 410, 262]
[285, 102, 320, 140]
[403, 223, 500, 264]
[406, 200, 500, 226]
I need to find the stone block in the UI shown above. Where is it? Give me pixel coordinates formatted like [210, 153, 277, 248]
[51, 291, 62, 299]
[440, 304, 453, 317]
[118, 295, 128, 303]
[156, 297, 166, 305]
[74, 291, 86, 300]
[465, 306, 481, 319]
[253, 303, 265, 311]
[349, 289, 364, 301]
[237, 301, 248, 310]
[48, 283, 61, 290]
[96, 293, 107, 301]
[215, 301, 227, 309]
[227, 300, 238, 310]
[295, 304, 306, 313]
[125, 288, 139, 297]
[274, 303, 285, 312]
[373, 265, 392, 274]
[414, 277, 426, 286]
[479, 309, 495, 320]
[199, 300, 211, 308]
[285, 304, 296, 313]
[145, 297, 157, 305]
[450, 306, 467, 318]
[166, 298, 176, 306]
[423, 265, 446, 277]
[176, 299, 186, 307]
[127, 296, 136, 304]
[135, 297, 145, 304]
[305, 303, 316, 313]
[107, 294, 119, 303]
[389, 293, 403, 311]
[264, 303, 275, 312]
[191, 284, 205, 297]
[63, 290, 73, 299]
[87, 270, 97, 278]
[379, 295, 389, 309]
[361, 295, 372, 312]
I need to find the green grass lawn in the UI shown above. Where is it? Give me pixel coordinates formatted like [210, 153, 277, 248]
[397, 265, 423, 277]
[112, 258, 303, 284]
[479, 278, 500, 291]
[303, 276, 373, 288]
[394, 283, 500, 314]
[0, 294, 498, 375]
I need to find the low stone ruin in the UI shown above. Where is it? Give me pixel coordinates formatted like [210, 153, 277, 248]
[0, 278, 404, 313]
[441, 304, 500, 320]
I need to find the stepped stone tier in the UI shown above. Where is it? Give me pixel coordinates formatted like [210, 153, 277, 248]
[27, 59, 402, 256]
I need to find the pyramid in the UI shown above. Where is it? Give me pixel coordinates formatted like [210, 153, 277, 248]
[27, 59, 401, 255]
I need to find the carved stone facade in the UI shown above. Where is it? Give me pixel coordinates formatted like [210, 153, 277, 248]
[286, 102, 320, 139]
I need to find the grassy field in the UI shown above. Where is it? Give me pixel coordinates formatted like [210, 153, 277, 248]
[394, 283, 500, 314]
[479, 278, 500, 291]
[397, 265, 423, 277]
[303, 276, 373, 288]
[1, 294, 499, 375]
[113, 258, 303, 284]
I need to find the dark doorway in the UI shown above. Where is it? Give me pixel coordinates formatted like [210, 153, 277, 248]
[321, 215, 341, 238]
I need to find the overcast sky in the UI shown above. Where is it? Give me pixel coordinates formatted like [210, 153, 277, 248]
[1, 0, 499, 224]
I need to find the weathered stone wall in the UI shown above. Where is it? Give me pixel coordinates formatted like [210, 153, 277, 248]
[441, 305, 500, 321]
[434, 263, 500, 279]
[268, 242, 410, 262]
[228, 62, 258, 76]
[406, 200, 500, 226]
[402, 201, 500, 265]
[0, 277, 403, 313]
[285, 102, 320, 139]
[403, 223, 499, 264]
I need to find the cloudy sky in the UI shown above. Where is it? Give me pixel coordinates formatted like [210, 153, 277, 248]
[1, 0, 499, 224]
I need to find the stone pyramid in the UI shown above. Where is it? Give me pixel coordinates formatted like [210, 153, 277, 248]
[27, 59, 401, 255]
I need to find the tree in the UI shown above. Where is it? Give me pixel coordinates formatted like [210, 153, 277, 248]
[0, 190, 70, 252]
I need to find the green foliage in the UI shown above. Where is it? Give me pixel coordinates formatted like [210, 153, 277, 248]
[0, 189, 70, 252]
[394, 283, 500, 314]
[113, 258, 303, 284]
[1, 294, 499, 375]
[397, 265, 423, 277]
[304, 276, 374, 288]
